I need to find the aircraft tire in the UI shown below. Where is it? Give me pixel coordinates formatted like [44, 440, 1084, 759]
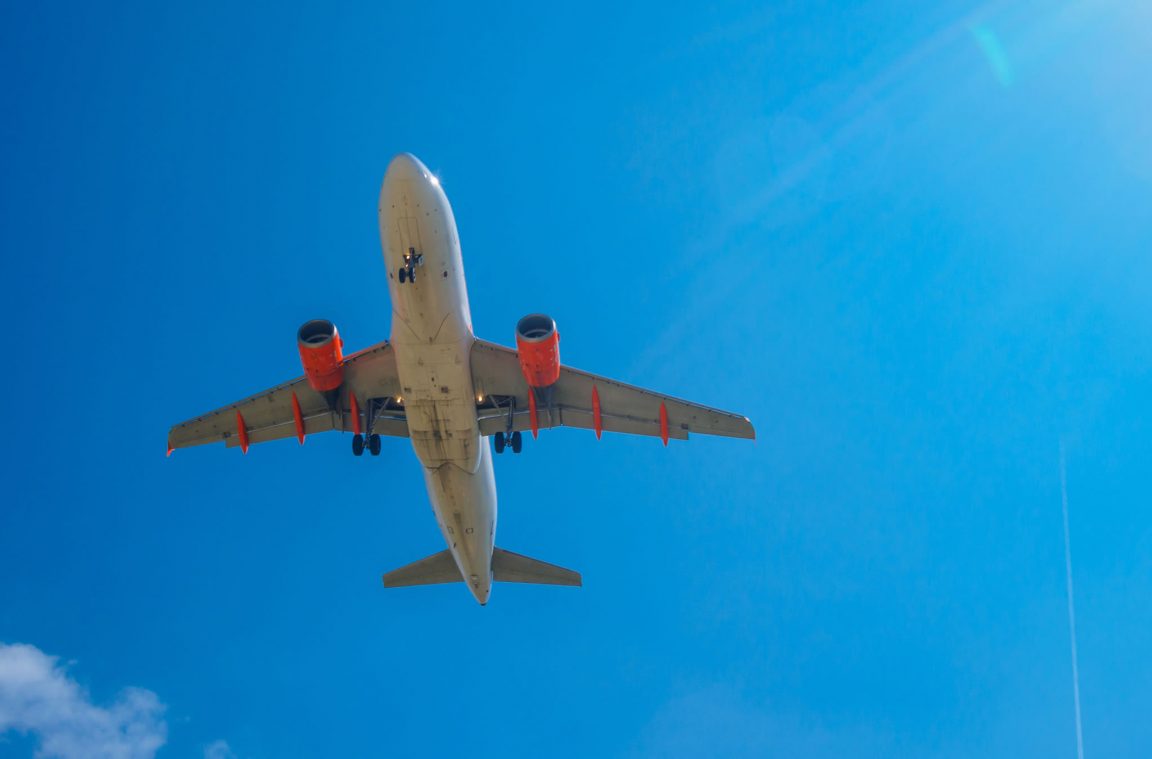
[369, 434, 382, 456]
[352, 434, 365, 456]
[511, 431, 522, 454]
[494, 432, 505, 454]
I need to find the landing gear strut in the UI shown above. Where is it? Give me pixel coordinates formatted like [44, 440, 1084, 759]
[490, 395, 525, 455]
[351, 397, 392, 457]
[398, 246, 423, 284]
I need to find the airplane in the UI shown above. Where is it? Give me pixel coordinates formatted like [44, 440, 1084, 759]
[167, 153, 755, 605]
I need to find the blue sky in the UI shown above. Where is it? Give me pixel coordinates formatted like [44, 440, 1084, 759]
[2, 0, 1150, 756]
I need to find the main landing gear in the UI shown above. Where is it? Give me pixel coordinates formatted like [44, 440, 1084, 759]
[350, 396, 397, 457]
[397, 246, 423, 284]
[488, 395, 524, 455]
[493, 431, 522, 455]
[352, 433, 382, 457]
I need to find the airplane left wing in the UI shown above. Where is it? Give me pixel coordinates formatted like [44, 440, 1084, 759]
[168, 340, 406, 452]
[470, 339, 754, 442]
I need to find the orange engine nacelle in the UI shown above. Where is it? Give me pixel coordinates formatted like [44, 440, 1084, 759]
[516, 313, 561, 388]
[297, 319, 345, 392]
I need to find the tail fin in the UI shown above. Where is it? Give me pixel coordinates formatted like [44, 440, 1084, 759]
[382, 550, 462, 587]
[492, 548, 581, 586]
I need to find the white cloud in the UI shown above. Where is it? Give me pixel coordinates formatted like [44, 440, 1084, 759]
[0, 642, 167, 759]
[203, 739, 237, 759]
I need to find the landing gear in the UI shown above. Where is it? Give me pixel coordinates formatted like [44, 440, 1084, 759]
[489, 396, 526, 455]
[494, 430, 522, 455]
[398, 246, 423, 284]
[349, 397, 396, 457]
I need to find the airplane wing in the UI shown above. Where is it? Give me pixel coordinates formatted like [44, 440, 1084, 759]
[168, 341, 406, 452]
[469, 339, 754, 442]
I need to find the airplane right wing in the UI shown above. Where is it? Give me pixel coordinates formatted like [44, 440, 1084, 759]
[469, 339, 754, 442]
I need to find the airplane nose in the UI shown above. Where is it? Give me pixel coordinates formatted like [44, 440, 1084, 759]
[386, 152, 431, 183]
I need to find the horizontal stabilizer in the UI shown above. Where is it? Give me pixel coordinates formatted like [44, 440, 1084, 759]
[382, 550, 462, 587]
[492, 548, 581, 586]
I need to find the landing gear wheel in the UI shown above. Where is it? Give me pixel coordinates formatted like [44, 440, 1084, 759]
[398, 267, 407, 284]
[494, 432, 506, 454]
[407, 267, 416, 284]
[369, 434, 382, 456]
[510, 430, 523, 454]
[352, 434, 365, 456]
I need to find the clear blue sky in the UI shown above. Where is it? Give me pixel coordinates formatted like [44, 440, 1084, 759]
[2, 1, 1150, 756]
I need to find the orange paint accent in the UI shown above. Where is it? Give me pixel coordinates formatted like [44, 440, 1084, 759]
[592, 385, 602, 440]
[291, 392, 305, 444]
[516, 324, 561, 387]
[236, 410, 250, 453]
[166, 443, 174, 457]
[297, 321, 345, 392]
[659, 402, 669, 447]
[528, 389, 539, 439]
[350, 393, 361, 436]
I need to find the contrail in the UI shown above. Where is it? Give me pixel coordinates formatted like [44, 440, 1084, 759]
[1060, 441, 1085, 759]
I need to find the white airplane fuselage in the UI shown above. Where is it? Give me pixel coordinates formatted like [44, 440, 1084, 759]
[378, 153, 495, 604]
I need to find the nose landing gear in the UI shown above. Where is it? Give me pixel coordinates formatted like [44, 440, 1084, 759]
[398, 247, 423, 284]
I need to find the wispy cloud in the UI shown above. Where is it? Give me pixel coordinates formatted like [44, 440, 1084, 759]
[203, 739, 237, 759]
[0, 642, 166, 758]
[629, 684, 901, 758]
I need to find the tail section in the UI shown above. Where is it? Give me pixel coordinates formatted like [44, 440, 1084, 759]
[382, 550, 462, 587]
[492, 548, 581, 586]
[381, 547, 581, 591]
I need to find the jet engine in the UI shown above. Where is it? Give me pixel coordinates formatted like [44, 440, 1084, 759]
[297, 319, 345, 392]
[515, 313, 561, 388]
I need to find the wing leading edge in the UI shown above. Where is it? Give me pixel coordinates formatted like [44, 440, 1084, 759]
[469, 339, 754, 442]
